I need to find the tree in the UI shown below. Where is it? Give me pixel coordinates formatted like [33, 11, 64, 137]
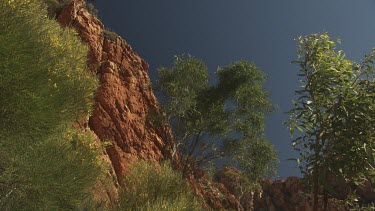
[0, 1, 103, 209]
[155, 55, 277, 186]
[286, 33, 375, 210]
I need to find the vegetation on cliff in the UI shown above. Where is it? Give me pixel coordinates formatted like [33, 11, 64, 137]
[118, 160, 203, 210]
[286, 33, 375, 210]
[44, 0, 97, 19]
[0, 0, 103, 209]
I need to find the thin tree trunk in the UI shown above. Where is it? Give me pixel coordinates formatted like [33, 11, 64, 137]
[182, 131, 202, 178]
[313, 137, 321, 211]
[323, 168, 328, 211]
[323, 190, 328, 211]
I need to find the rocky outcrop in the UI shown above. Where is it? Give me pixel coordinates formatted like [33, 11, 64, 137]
[209, 167, 328, 211]
[254, 177, 343, 211]
[212, 167, 374, 211]
[57, 0, 175, 208]
[214, 167, 253, 210]
[58, 0, 174, 180]
[189, 168, 244, 211]
[255, 177, 374, 210]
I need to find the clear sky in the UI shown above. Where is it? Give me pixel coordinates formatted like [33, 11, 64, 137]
[93, 0, 375, 178]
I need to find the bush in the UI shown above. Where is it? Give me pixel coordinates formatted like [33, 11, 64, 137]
[118, 160, 203, 210]
[86, 2, 99, 18]
[0, 128, 104, 210]
[43, 1, 99, 19]
[0, 0, 98, 141]
[43, 0, 69, 18]
[0, 1, 102, 209]
[104, 29, 120, 41]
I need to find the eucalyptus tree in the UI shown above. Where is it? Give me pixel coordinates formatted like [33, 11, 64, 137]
[286, 33, 375, 210]
[155, 55, 277, 186]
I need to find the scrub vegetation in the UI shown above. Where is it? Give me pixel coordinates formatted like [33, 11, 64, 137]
[43, 0, 98, 19]
[0, 0, 102, 209]
[43, 0, 69, 17]
[286, 33, 375, 210]
[117, 160, 203, 211]
[104, 29, 120, 41]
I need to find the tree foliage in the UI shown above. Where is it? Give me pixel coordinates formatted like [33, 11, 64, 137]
[155, 55, 277, 186]
[286, 33, 375, 209]
[0, 1, 103, 209]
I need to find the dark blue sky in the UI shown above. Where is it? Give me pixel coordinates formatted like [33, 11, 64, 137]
[93, 0, 375, 178]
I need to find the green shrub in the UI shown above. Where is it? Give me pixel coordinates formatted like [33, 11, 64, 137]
[86, 2, 99, 18]
[118, 160, 203, 211]
[0, 1, 102, 209]
[104, 28, 120, 41]
[43, 0, 69, 18]
[0, 128, 104, 210]
[43, 0, 99, 19]
[0, 0, 98, 140]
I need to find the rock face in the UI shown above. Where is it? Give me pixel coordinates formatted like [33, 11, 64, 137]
[89, 37, 174, 179]
[188, 168, 244, 211]
[57, 0, 175, 208]
[253, 177, 342, 211]
[58, 0, 174, 180]
[212, 167, 374, 211]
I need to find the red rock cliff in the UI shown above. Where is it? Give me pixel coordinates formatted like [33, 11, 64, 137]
[57, 0, 175, 182]
[56, 2, 241, 209]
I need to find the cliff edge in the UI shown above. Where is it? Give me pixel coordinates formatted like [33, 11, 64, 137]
[56, 0, 175, 208]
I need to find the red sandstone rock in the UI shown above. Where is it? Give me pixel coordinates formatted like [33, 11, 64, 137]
[189, 176, 243, 211]
[58, 0, 175, 182]
[209, 167, 350, 211]
[57, 0, 175, 207]
[285, 176, 304, 193]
